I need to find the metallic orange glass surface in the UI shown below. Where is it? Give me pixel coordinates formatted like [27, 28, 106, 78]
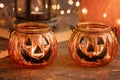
[69, 22, 118, 67]
[78, 0, 120, 34]
[8, 22, 57, 68]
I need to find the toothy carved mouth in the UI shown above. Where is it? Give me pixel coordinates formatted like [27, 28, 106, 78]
[77, 48, 107, 62]
[21, 48, 51, 63]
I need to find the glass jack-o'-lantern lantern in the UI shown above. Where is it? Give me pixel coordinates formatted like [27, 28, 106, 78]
[69, 22, 118, 67]
[8, 22, 57, 68]
[15, 0, 57, 25]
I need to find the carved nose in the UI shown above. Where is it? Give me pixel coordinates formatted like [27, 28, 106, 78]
[34, 46, 42, 54]
[87, 45, 95, 52]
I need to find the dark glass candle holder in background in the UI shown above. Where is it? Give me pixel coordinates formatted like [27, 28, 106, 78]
[69, 22, 118, 67]
[8, 22, 57, 68]
[14, 0, 57, 26]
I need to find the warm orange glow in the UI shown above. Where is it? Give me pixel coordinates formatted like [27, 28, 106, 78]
[117, 19, 120, 25]
[78, 0, 120, 34]
[103, 13, 107, 18]
[82, 8, 88, 14]
[106, 55, 111, 59]
[18, 8, 22, 11]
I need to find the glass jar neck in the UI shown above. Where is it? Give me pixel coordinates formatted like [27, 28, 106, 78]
[76, 22, 111, 33]
[15, 22, 51, 34]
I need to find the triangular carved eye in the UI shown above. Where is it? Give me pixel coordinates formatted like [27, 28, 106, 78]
[25, 38, 32, 46]
[97, 37, 104, 45]
[42, 37, 49, 46]
[80, 36, 87, 44]
[34, 46, 42, 53]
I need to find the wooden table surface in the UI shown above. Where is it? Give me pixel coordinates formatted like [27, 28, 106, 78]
[0, 36, 120, 80]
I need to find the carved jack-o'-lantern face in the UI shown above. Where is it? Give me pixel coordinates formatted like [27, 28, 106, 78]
[21, 35, 52, 63]
[9, 22, 57, 68]
[77, 35, 107, 62]
[69, 22, 118, 67]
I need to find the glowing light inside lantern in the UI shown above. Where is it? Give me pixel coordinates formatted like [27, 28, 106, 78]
[82, 8, 88, 14]
[60, 10, 65, 15]
[117, 19, 120, 25]
[32, 47, 35, 54]
[34, 7, 39, 12]
[68, 0, 74, 5]
[106, 55, 111, 59]
[57, 4, 60, 10]
[67, 9, 71, 14]
[52, 5, 57, 10]
[0, 3, 4, 8]
[103, 13, 107, 18]
[76, 1, 80, 7]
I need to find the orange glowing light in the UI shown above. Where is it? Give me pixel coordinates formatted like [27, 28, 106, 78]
[103, 13, 107, 18]
[82, 8, 88, 14]
[18, 8, 22, 11]
[117, 19, 120, 25]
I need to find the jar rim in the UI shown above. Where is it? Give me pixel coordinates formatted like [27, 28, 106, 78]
[15, 22, 51, 34]
[76, 22, 111, 33]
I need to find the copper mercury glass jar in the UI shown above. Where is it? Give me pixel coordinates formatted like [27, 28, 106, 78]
[8, 22, 57, 68]
[69, 22, 118, 67]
